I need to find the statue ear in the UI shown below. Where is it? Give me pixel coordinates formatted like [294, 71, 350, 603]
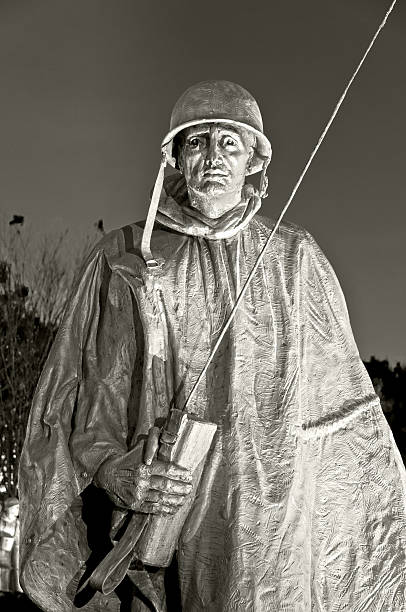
[173, 133, 185, 174]
[246, 150, 254, 175]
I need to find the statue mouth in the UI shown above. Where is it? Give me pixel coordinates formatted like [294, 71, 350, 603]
[203, 170, 228, 178]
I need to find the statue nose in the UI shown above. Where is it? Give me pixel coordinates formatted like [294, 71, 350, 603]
[205, 140, 222, 167]
[205, 157, 221, 168]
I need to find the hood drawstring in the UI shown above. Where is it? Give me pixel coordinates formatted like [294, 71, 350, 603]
[141, 149, 168, 268]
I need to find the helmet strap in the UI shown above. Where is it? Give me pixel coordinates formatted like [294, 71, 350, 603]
[141, 149, 168, 268]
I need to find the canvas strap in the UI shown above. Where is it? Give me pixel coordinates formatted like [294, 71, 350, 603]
[141, 150, 168, 268]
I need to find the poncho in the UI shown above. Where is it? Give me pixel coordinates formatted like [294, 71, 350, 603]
[19, 176, 406, 611]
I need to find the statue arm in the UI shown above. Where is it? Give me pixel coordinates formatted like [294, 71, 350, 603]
[68, 257, 140, 485]
[68, 253, 193, 515]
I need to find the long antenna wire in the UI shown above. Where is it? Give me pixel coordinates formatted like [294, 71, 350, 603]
[182, 0, 398, 412]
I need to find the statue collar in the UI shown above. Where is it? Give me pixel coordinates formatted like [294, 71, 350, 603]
[155, 174, 261, 240]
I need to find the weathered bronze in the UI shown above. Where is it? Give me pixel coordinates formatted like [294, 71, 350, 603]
[178, 123, 256, 218]
[164, 80, 272, 175]
[19, 80, 406, 611]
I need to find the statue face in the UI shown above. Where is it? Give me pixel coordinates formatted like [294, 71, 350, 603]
[178, 123, 255, 218]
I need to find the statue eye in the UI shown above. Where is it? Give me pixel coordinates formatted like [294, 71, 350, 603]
[224, 137, 237, 147]
[188, 137, 201, 148]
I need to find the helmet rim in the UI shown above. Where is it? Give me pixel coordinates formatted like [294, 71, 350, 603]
[162, 80, 272, 176]
[162, 118, 272, 176]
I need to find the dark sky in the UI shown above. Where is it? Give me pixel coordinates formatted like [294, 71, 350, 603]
[0, 0, 404, 363]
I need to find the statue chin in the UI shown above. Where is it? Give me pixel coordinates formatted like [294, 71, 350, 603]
[186, 184, 243, 220]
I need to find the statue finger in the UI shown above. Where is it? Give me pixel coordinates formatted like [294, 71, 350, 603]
[150, 475, 193, 496]
[159, 504, 178, 515]
[150, 461, 192, 482]
[138, 500, 180, 515]
[144, 490, 162, 503]
[165, 463, 193, 482]
[139, 501, 163, 514]
[158, 493, 188, 507]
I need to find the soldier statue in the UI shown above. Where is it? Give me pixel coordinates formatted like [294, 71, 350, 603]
[19, 81, 406, 611]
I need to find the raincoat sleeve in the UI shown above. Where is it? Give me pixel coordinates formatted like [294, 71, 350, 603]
[18, 233, 143, 612]
[296, 230, 406, 609]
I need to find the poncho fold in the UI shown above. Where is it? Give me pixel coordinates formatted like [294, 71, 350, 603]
[19, 178, 406, 611]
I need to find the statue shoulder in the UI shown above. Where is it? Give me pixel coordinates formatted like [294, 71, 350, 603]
[90, 223, 145, 262]
[253, 213, 313, 251]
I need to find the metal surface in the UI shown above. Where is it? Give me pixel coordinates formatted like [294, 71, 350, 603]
[18, 176, 406, 609]
[162, 80, 272, 175]
[18, 6, 404, 608]
[141, 80, 273, 268]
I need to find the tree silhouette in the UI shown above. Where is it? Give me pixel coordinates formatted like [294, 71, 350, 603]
[363, 357, 406, 463]
[0, 219, 99, 497]
[0, 264, 57, 497]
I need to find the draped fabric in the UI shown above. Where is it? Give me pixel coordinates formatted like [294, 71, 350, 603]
[155, 174, 262, 240]
[19, 180, 406, 611]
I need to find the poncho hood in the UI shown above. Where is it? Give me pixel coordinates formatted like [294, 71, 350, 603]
[155, 174, 262, 239]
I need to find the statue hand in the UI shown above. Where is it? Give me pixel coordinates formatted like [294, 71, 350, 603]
[94, 431, 193, 515]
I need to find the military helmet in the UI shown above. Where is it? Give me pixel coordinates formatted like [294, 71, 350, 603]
[141, 80, 272, 267]
[162, 80, 272, 176]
